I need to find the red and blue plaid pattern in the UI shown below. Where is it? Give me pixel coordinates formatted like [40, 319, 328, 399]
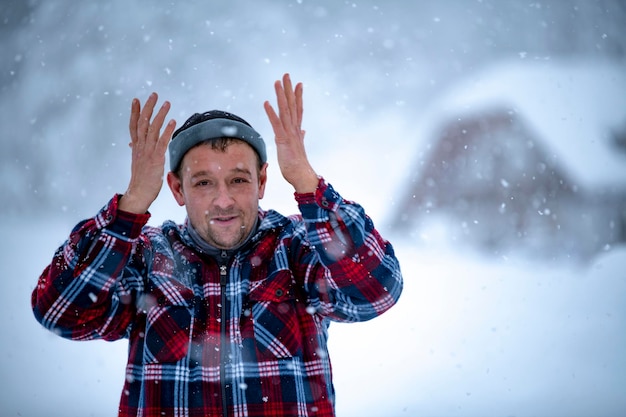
[32, 179, 403, 416]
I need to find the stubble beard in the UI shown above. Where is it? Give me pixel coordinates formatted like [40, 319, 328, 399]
[203, 211, 248, 250]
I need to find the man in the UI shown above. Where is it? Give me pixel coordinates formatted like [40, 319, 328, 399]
[32, 74, 403, 417]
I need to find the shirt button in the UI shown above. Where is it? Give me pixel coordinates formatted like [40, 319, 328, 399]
[275, 289, 284, 297]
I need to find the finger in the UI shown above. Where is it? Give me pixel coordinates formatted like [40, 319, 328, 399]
[147, 100, 171, 144]
[263, 100, 285, 138]
[282, 73, 296, 124]
[129, 98, 140, 144]
[263, 100, 277, 123]
[273, 79, 290, 127]
[295, 82, 304, 130]
[157, 119, 177, 156]
[138, 92, 158, 141]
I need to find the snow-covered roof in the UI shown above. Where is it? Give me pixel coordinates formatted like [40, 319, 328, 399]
[424, 60, 626, 190]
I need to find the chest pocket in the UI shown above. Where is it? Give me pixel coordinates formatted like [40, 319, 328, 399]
[142, 283, 194, 364]
[246, 270, 304, 359]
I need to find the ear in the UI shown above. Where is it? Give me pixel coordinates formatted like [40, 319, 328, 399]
[167, 171, 186, 206]
[258, 163, 268, 200]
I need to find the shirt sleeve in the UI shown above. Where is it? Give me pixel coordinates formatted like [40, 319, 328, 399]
[294, 177, 403, 323]
[31, 194, 151, 341]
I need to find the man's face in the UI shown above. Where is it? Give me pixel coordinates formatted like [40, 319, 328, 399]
[167, 141, 267, 249]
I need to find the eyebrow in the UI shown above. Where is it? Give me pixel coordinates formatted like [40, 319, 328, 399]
[190, 166, 253, 181]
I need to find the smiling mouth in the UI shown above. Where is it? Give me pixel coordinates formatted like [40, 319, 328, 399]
[210, 215, 237, 224]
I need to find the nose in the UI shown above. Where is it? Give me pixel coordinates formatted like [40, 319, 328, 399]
[213, 183, 235, 209]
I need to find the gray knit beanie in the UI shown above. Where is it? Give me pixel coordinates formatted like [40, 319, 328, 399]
[168, 110, 266, 172]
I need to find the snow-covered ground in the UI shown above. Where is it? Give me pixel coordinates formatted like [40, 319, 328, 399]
[2, 217, 624, 417]
[331, 242, 626, 417]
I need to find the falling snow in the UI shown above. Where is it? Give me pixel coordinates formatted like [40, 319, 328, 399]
[1, 1, 625, 417]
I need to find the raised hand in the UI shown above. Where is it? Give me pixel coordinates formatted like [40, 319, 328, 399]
[264, 73, 318, 194]
[120, 93, 176, 214]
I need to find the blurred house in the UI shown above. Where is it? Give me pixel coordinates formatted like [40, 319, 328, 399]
[391, 61, 626, 261]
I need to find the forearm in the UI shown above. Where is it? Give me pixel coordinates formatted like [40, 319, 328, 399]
[31, 195, 148, 340]
[296, 178, 403, 321]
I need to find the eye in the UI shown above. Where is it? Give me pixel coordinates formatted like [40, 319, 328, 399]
[195, 179, 211, 187]
[232, 177, 249, 184]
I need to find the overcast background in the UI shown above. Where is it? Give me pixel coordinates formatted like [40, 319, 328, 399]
[1, 1, 625, 416]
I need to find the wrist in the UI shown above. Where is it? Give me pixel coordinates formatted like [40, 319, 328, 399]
[107, 195, 150, 239]
[119, 191, 150, 214]
[291, 170, 319, 194]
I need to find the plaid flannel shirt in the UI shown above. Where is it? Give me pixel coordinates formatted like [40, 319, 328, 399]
[32, 179, 403, 417]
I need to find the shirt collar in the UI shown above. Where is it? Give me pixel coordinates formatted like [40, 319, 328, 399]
[185, 217, 259, 260]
